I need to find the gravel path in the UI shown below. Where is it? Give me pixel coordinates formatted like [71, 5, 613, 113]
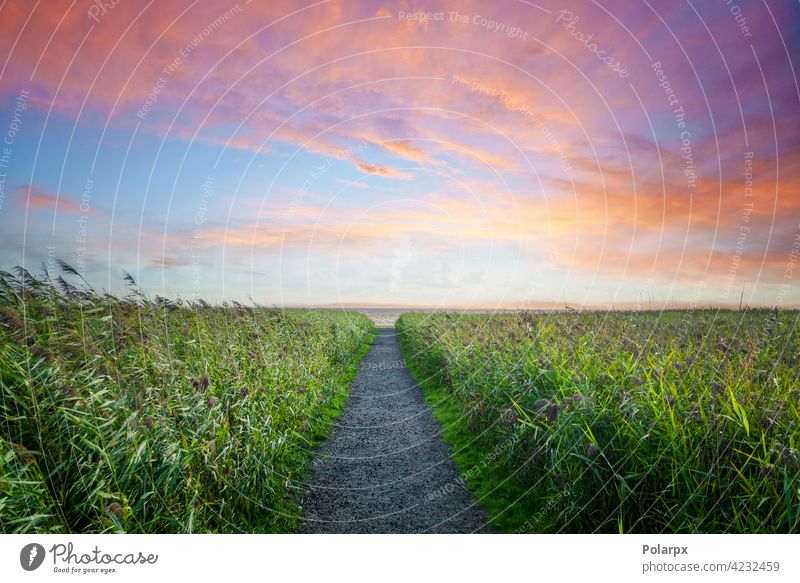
[300, 328, 490, 533]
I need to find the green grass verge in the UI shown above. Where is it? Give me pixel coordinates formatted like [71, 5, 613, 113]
[399, 335, 543, 532]
[288, 328, 375, 531]
[303, 329, 375, 444]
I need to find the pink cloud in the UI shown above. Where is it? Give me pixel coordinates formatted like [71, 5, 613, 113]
[14, 185, 87, 214]
[0, 0, 797, 302]
[355, 159, 412, 179]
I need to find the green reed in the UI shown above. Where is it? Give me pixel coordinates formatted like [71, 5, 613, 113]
[0, 265, 373, 533]
[398, 310, 800, 533]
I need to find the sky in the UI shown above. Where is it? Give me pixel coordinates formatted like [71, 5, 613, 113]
[0, 0, 798, 309]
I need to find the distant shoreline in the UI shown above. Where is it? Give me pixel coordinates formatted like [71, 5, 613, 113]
[292, 306, 799, 326]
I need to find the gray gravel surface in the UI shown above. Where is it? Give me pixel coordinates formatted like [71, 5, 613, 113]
[300, 328, 491, 533]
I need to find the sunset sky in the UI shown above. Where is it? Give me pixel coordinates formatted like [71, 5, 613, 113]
[0, 0, 798, 308]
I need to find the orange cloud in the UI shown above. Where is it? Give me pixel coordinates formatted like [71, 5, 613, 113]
[355, 159, 412, 179]
[14, 185, 87, 214]
[1, 0, 798, 305]
[378, 140, 429, 163]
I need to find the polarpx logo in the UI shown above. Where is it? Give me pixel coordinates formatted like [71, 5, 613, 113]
[20, 543, 46, 571]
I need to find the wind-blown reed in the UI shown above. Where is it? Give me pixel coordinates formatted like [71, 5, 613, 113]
[0, 264, 373, 533]
[398, 310, 800, 533]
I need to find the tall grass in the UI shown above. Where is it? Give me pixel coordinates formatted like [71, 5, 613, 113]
[0, 265, 373, 533]
[398, 310, 800, 533]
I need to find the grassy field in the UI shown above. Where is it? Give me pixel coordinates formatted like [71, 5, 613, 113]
[398, 309, 800, 533]
[0, 264, 374, 533]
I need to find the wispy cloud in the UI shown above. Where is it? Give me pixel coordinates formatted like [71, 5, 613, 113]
[14, 185, 87, 215]
[0, 0, 797, 305]
[355, 159, 412, 179]
[150, 256, 188, 269]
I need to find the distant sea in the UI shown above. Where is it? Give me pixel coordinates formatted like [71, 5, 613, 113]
[340, 307, 522, 326]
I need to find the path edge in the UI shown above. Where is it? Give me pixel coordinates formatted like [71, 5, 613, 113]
[291, 325, 376, 532]
[396, 316, 537, 533]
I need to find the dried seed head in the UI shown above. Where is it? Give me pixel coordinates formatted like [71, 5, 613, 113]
[192, 374, 210, 392]
[772, 445, 800, 470]
[769, 444, 786, 463]
[710, 383, 724, 399]
[106, 502, 122, 517]
[546, 403, 560, 424]
[144, 415, 154, 428]
[0, 306, 25, 339]
[207, 396, 218, 408]
[30, 345, 47, 360]
[10, 442, 35, 464]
